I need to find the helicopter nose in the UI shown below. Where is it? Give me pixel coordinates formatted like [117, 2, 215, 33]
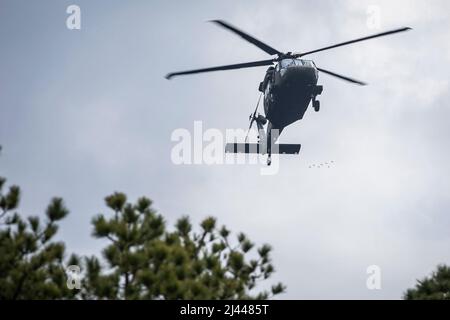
[281, 66, 317, 85]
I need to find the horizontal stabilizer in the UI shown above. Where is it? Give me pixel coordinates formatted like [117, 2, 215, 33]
[225, 143, 301, 155]
[277, 143, 301, 154]
[225, 143, 261, 154]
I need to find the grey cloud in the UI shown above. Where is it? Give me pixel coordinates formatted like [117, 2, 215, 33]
[1, 0, 449, 298]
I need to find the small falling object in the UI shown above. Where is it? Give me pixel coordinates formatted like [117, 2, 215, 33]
[308, 160, 336, 169]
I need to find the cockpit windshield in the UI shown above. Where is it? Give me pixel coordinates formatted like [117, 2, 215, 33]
[280, 59, 315, 69]
[302, 60, 315, 67]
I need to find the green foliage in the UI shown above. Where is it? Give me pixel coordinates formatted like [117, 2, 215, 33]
[79, 192, 285, 299]
[404, 265, 450, 300]
[0, 177, 76, 299]
[0, 173, 284, 300]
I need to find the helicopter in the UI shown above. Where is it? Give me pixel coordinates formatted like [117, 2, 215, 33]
[166, 20, 411, 165]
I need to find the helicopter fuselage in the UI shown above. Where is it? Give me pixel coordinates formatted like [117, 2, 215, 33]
[260, 58, 321, 132]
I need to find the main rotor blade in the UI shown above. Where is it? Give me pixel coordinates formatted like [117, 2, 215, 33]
[317, 67, 367, 86]
[297, 27, 412, 57]
[165, 59, 274, 79]
[210, 20, 282, 56]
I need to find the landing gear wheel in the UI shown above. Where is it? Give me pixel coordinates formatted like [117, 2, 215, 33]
[313, 100, 320, 112]
[256, 114, 267, 125]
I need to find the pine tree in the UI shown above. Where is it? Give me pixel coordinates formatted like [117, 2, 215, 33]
[80, 192, 285, 299]
[404, 265, 450, 300]
[0, 150, 285, 300]
[0, 176, 76, 299]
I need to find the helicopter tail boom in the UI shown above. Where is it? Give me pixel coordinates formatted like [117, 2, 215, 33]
[225, 143, 301, 155]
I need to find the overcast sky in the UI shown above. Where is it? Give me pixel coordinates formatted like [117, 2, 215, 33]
[1, 0, 450, 299]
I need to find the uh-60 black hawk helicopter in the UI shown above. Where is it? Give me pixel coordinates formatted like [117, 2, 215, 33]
[166, 20, 411, 165]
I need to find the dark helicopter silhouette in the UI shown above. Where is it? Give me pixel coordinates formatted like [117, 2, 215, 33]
[166, 20, 411, 165]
